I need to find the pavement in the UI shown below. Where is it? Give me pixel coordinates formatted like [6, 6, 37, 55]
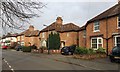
[30, 53, 120, 70]
[2, 49, 120, 72]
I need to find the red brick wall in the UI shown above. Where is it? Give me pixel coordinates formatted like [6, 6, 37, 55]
[60, 32, 78, 46]
[86, 16, 119, 53]
[79, 30, 86, 47]
[39, 31, 78, 48]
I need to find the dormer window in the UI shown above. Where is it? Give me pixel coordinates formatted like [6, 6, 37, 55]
[118, 15, 120, 28]
[94, 21, 100, 32]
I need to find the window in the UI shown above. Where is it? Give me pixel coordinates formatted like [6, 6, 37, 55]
[42, 33, 45, 38]
[114, 36, 120, 47]
[91, 37, 103, 49]
[67, 33, 69, 37]
[118, 15, 120, 28]
[83, 30, 86, 38]
[21, 36, 24, 40]
[21, 42, 24, 46]
[17, 36, 20, 41]
[94, 21, 100, 32]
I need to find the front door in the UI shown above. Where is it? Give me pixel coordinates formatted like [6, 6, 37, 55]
[61, 41, 65, 48]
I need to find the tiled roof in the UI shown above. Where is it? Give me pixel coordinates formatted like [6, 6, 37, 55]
[25, 30, 39, 37]
[2, 33, 18, 39]
[18, 29, 39, 37]
[79, 25, 86, 31]
[57, 23, 80, 32]
[87, 3, 120, 23]
[40, 22, 80, 32]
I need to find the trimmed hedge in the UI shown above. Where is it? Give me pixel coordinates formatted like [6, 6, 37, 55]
[75, 47, 89, 54]
[22, 46, 31, 52]
[75, 47, 106, 55]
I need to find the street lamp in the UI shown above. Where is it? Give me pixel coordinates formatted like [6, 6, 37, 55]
[43, 24, 50, 54]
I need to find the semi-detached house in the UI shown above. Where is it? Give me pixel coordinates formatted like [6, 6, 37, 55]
[79, 3, 120, 54]
[17, 25, 40, 48]
[39, 17, 80, 48]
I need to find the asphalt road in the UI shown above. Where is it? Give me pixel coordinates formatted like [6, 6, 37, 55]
[2, 50, 92, 70]
[2, 50, 120, 72]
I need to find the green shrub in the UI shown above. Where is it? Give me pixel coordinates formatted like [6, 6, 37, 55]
[88, 48, 96, 54]
[75, 47, 89, 54]
[22, 46, 31, 52]
[96, 47, 106, 53]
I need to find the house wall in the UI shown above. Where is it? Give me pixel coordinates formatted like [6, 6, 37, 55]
[29, 37, 40, 48]
[79, 30, 86, 47]
[86, 16, 119, 53]
[60, 32, 78, 47]
[39, 31, 79, 48]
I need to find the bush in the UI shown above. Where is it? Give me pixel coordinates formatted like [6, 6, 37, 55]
[22, 46, 31, 52]
[96, 47, 106, 53]
[88, 48, 96, 54]
[75, 47, 89, 54]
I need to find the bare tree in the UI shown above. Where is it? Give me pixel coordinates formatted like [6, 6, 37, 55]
[0, 0, 45, 32]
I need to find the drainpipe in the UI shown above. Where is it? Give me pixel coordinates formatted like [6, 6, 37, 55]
[106, 16, 109, 56]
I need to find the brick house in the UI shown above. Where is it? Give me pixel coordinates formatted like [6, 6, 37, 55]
[39, 17, 80, 49]
[1, 33, 18, 46]
[17, 25, 40, 48]
[84, 3, 120, 54]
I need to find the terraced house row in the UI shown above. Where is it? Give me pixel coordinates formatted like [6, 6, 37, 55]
[1, 3, 120, 54]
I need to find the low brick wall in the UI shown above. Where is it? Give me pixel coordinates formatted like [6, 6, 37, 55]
[73, 53, 107, 60]
[43, 50, 61, 54]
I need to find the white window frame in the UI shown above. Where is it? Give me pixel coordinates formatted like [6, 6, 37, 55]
[67, 33, 69, 37]
[17, 36, 20, 41]
[118, 15, 120, 29]
[114, 35, 120, 46]
[42, 32, 45, 38]
[94, 21, 100, 32]
[21, 42, 24, 46]
[91, 37, 103, 50]
[21, 36, 24, 41]
[83, 30, 86, 38]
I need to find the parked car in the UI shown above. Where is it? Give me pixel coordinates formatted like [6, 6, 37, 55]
[61, 45, 76, 55]
[15, 45, 22, 51]
[109, 46, 120, 62]
[2, 45, 8, 49]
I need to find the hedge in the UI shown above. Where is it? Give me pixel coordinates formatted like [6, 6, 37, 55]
[22, 46, 31, 52]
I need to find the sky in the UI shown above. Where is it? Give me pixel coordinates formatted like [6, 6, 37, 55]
[0, 0, 118, 36]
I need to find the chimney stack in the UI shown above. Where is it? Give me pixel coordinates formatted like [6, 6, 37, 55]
[29, 25, 34, 31]
[56, 17, 63, 24]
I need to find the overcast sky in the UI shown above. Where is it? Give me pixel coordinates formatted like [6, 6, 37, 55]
[0, 0, 118, 36]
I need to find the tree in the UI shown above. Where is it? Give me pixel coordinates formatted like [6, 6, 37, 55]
[47, 32, 61, 50]
[0, 0, 45, 32]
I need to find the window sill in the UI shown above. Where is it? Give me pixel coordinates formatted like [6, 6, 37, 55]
[117, 27, 120, 29]
[93, 30, 100, 33]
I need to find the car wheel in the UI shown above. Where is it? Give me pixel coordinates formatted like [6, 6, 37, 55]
[71, 53, 73, 55]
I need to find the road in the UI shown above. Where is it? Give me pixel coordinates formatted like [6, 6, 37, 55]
[2, 50, 120, 72]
